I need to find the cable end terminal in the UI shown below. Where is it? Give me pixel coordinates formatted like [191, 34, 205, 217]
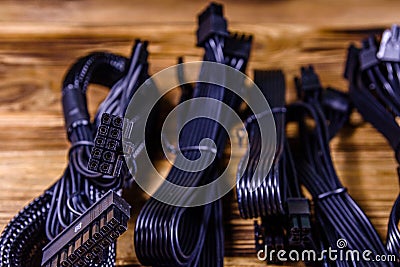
[41, 190, 130, 267]
[286, 198, 311, 249]
[196, 2, 228, 47]
[88, 113, 123, 176]
[359, 36, 379, 70]
[344, 44, 360, 80]
[224, 32, 253, 61]
[295, 65, 322, 99]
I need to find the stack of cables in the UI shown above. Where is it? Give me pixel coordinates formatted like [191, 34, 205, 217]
[0, 40, 150, 267]
[236, 70, 316, 264]
[134, 3, 252, 267]
[237, 70, 288, 219]
[344, 25, 400, 261]
[290, 66, 391, 266]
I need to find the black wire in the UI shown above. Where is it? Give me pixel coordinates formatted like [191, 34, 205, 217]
[291, 66, 391, 267]
[345, 33, 400, 262]
[236, 70, 320, 265]
[47, 52, 128, 240]
[0, 40, 150, 267]
[134, 7, 252, 265]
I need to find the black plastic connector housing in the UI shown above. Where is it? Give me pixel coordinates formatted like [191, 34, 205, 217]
[321, 87, 351, 115]
[196, 2, 228, 47]
[359, 37, 379, 71]
[41, 190, 130, 267]
[88, 113, 123, 176]
[344, 44, 360, 80]
[262, 217, 285, 265]
[295, 65, 322, 99]
[286, 198, 312, 249]
[223, 33, 253, 60]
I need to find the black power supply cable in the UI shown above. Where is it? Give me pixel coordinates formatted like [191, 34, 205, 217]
[344, 26, 400, 262]
[41, 190, 131, 267]
[237, 70, 288, 219]
[0, 40, 151, 267]
[134, 3, 252, 267]
[237, 70, 316, 265]
[291, 66, 391, 267]
[0, 51, 127, 267]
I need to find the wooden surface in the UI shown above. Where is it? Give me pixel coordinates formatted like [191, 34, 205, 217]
[0, 0, 399, 266]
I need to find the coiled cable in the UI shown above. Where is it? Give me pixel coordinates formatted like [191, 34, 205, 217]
[344, 28, 400, 261]
[0, 40, 150, 267]
[134, 3, 252, 266]
[236, 69, 288, 219]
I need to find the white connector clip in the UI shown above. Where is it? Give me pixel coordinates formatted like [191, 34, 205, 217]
[377, 24, 400, 62]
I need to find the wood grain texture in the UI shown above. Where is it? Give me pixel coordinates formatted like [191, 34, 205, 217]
[0, 0, 399, 266]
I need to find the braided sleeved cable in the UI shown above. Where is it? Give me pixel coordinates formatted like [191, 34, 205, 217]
[0, 43, 152, 267]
